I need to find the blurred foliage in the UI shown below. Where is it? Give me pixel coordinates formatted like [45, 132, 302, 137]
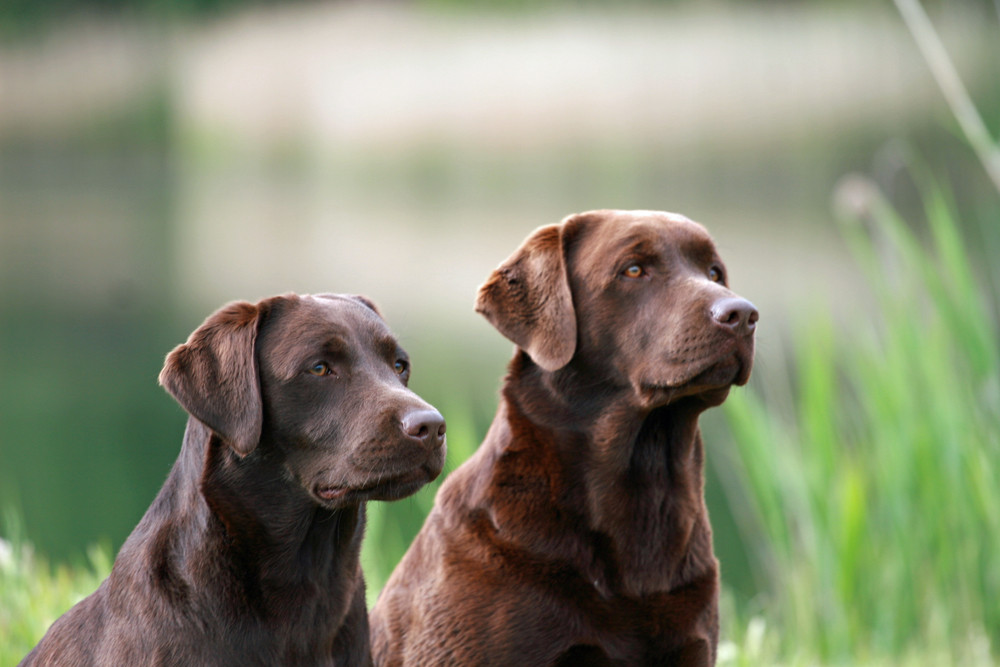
[0, 304, 185, 562]
[0, 0, 254, 39]
[0, 86, 174, 154]
[0, 515, 111, 666]
[0, 149, 182, 561]
[2, 0, 996, 42]
[719, 173, 1000, 663]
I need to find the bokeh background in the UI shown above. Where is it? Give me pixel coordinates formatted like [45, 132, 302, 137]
[1, 0, 998, 664]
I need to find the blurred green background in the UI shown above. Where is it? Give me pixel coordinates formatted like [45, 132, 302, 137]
[1, 0, 999, 664]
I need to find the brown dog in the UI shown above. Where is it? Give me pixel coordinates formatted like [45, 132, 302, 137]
[21, 293, 446, 666]
[371, 210, 757, 666]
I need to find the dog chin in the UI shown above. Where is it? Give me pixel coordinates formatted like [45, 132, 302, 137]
[313, 466, 439, 507]
[690, 357, 744, 388]
[639, 355, 748, 407]
[366, 469, 438, 502]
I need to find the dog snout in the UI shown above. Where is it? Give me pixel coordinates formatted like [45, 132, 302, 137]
[711, 297, 759, 336]
[400, 408, 446, 450]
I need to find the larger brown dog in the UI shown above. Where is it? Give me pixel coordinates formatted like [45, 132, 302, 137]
[371, 210, 757, 666]
[22, 293, 446, 666]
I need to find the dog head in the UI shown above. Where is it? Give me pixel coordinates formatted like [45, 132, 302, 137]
[477, 210, 757, 409]
[159, 293, 446, 508]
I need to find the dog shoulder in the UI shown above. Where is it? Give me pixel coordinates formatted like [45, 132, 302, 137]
[21, 585, 109, 666]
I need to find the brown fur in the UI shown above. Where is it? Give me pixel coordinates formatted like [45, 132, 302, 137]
[21, 293, 446, 667]
[370, 210, 757, 666]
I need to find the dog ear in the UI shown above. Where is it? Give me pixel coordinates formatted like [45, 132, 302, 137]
[159, 300, 264, 457]
[475, 223, 576, 371]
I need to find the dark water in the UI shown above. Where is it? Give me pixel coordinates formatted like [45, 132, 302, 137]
[0, 152, 182, 560]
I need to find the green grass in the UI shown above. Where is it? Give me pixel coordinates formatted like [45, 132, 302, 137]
[3, 177, 997, 666]
[0, 527, 111, 665]
[718, 174, 1000, 665]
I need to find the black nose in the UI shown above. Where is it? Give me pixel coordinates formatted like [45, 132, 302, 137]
[401, 408, 446, 449]
[711, 297, 759, 335]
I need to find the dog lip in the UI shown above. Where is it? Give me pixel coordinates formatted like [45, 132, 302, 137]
[642, 349, 751, 395]
[314, 467, 433, 504]
[369, 469, 435, 501]
[315, 486, 349, 501]
[691, 354, 745, 387]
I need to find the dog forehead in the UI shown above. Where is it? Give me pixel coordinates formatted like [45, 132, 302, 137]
[260, 294, 394, 372]
[615, 211, 713, 245]
[573, 210, 717, 265]
[617, 209, 697, 227]
[292, 294, 391, 340]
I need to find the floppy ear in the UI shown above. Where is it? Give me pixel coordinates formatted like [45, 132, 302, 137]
[159, 300, 264, 457]
[475, 223, 576, 371]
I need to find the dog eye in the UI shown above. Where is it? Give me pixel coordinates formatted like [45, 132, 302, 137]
[394, 359, 409, 375]
[307, 362, 330, 376]
[622, 264, 645, 279]
[708, 267, 724, 283]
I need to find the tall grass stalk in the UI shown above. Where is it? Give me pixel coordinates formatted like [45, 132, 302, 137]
[0, 516, 111, 666]
[892, 0, 1000, 193]
[721, 175, 1000, 663]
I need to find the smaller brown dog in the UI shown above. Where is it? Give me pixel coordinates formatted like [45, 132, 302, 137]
[21, 293, 446, 666]
[371, 210, 757, 666]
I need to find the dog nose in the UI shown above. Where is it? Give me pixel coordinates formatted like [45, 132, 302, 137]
[401, 408, 446, 449]
[711, 297, 759, 335]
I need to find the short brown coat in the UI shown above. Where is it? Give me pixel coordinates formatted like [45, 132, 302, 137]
[371, 210, 757, 666]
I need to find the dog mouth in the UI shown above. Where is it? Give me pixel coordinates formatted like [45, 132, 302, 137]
[687, 355, 747, 389]
[314, 466, 436, 506]
[640, 343, 753, 405]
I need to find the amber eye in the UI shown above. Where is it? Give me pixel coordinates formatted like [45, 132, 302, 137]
[308, 362, 330, 376]
[394, 359, 409, 375]
[708, 267, 723, 283]
[622, 264, 645, 279]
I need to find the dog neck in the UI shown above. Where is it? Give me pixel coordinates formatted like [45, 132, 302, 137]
[127, 418, 365, 621]
[498, 351, 715, 598]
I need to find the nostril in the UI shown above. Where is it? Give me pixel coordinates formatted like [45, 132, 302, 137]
[712, 297, 759, 333]
[401, 408, 446, 446]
